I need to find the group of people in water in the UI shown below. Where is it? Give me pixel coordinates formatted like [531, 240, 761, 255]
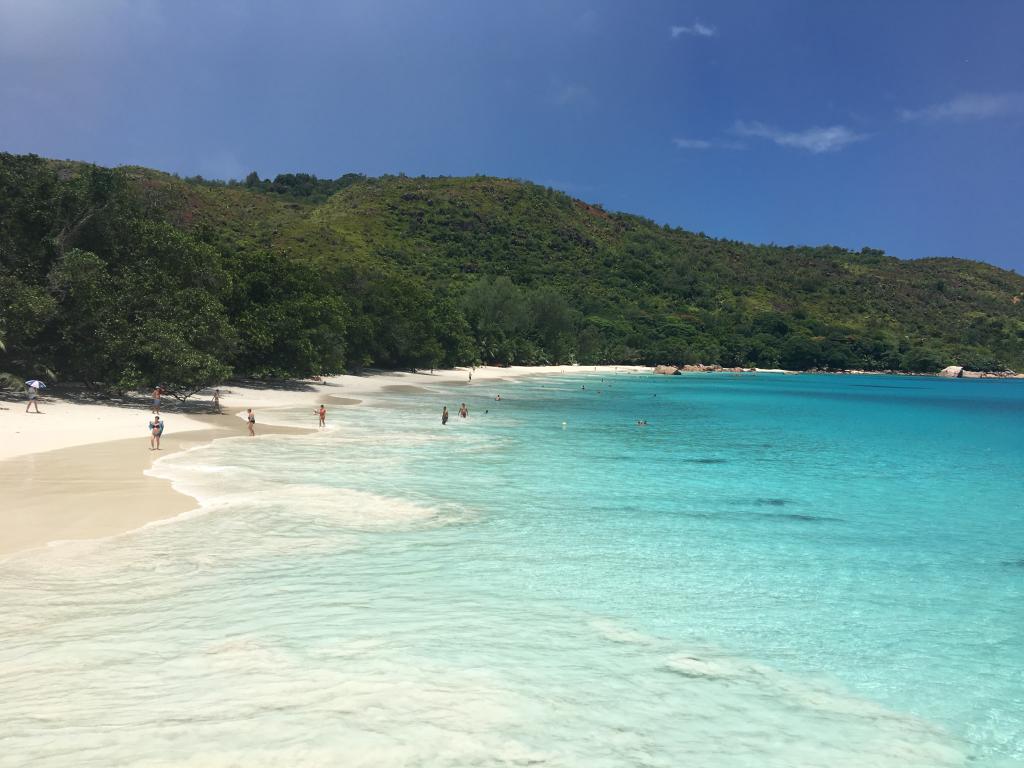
[441, 402, 471, 425]
[440, 382, 649, 428]
[143, 372, 646, 447]
[27, 372, 648, 449]
[11, 372, 651, 452]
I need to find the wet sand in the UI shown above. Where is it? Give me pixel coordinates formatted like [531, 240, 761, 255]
[381, 384, 433, 394]
[323, 396, 364, 406]
[0, 416, 303, 557]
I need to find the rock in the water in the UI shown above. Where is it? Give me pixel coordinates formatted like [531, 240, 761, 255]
[938, 365, 964, 378]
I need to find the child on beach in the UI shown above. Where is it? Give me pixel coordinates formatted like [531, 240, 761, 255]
[148, 415, 164, 450]
[247, 409, 256, 436]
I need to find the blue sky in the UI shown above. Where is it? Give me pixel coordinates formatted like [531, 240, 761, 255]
[1, 0, 1022, 270]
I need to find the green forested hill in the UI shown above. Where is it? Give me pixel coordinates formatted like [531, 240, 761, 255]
[1, 152, 1022, 391]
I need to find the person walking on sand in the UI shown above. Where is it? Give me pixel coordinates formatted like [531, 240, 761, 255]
[148, 415, 164, 450]
[317, 404, 326, 428]
[212, 388, 222, 414]
[441, 406, 449, 425]
[25, 383, 41, 413]
[152, 385, 163, 414]
[247, 408, 256, 436]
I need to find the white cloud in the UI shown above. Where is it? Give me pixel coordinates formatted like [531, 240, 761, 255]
[672, 136, 745, 151]
[671, 22, 716, 38]
[672, 137, 713, 150]
[898, 91, 1024, 122]
[733, 120, 868, 153]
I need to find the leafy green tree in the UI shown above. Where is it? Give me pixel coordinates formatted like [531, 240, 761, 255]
[46, 249, 117, 384]
[0, 273, 57, 377]
[226, 250, 347, 377]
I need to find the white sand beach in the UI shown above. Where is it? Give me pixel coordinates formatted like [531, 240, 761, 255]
[0, 365, 648, 556]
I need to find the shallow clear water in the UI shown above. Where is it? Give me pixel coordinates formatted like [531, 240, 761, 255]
[1, 372, 1022, 767]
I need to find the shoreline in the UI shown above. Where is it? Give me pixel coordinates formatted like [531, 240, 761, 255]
[0, 365, 648, 557]
[0, 415, 307, 558]
[8, 361, 1015, 559]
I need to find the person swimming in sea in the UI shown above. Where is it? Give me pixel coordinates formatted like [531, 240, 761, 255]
[441, 406, 449, 425]
[459, 402, 468, 418]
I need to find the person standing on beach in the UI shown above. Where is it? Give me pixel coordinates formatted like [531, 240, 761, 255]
[25, 384, 41, 413]
[152, 386, 163, 414]
[441, 406, 449, 425]
[247, 408, 256, 436]
[317, 404, 326, 428]
[148, 415, 164, 450]
[212, 388, 222, 414]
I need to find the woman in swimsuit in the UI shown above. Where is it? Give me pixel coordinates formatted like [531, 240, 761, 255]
[247, 409, 256, 436]
[149, 416, 164, 450]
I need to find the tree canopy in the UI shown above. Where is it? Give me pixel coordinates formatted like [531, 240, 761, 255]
[1, 152, 1022, 392]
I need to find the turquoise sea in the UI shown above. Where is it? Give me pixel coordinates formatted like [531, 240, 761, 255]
[1, 372, 1022, 767]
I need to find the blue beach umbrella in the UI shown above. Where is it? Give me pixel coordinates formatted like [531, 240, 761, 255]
[25, 379, 46, 389]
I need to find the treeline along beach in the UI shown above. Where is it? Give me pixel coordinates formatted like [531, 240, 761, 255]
[2, 152, 1023, 394]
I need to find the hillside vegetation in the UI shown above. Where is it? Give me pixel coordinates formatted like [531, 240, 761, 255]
[1, 152, 1022, 392]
